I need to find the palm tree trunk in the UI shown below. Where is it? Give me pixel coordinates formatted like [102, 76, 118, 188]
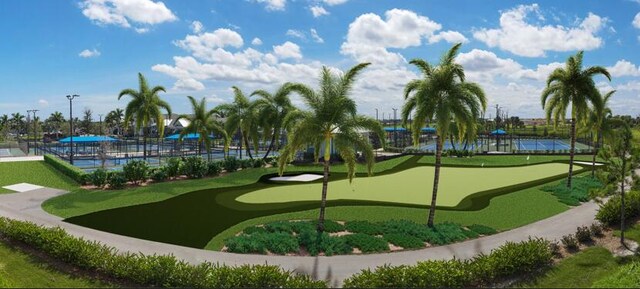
[449, 134, 456, 151]
[427, 135, 442, 227]
[567, 116, 576, 188]
[591, 132, 600, 178]
[243, 134, 253, 159]
[143, 127, 147, 161]
[262, 130, 277, 160]
[317, 159, 330, 233]
[621, 157, 626, 245]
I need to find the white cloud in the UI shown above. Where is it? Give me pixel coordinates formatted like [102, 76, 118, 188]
[323, 0, 348, 6]
[273, 41, 302, 59]
[310, 28, 324, 43]
[473, 4, 606, 57]
[38, 99, 49, 107]
[607, 60, 640, 77]
[251, 37, 263, 46]
[174, 78, 205, 91]
[134, 27, 149, 33]
[286, 29, 305, 39]
[634, 13, 640, 29]
[255, 0, 286, 11]
[310, 6, 329, 17]
[191, 21, 203, 34]
[79, 48, 101, 58]
[428, 31, 469, 44]
[79, 0, 177, 30]
[174, 28, 244, 62]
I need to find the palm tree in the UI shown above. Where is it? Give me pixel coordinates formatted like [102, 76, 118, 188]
[0, 114, 9, 138]
[250, 84, 297, 160]
[118, 73, 172, 160]
[584, 90, 615, 177]
[177, 96, 229, 161]
[541, 51, 611, 188]
[46, 111, 65, 139]
[401, 43, 487, 227]
[214, 87, 259, 159]
[277, 63, 385, 233]
[10, 113, 25, 135]
[105, 108, 124, 136]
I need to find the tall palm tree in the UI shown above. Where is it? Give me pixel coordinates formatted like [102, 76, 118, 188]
[177, 96, 229, 161]
[105, 108, 124, 136]
[584, 90, 615, 177]
[251, 84, 297, 160]
[118, 73, 172, 160]
[277, 63, 385, 233]
[47, 111, 65, 139]
[0, 114, 9, 137]
[401, 43, 487, 227]
[10, 113, 25, 135]
[214, 87, 259, 159]
[541, 51, 611, 188]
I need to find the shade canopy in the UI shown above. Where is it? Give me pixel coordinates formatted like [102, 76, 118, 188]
[165, 133, 215, 140]
[421, 127, 436, 133]
[490, 129, 507, 135]
[384, 127, 407, 132]
[59, 136, 118, 143]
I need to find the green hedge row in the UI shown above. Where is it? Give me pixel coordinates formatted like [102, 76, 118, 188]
[0, 217, 325, 288]
[44, 154, 87, 184]
[343, 238, 553, 288]
[596, 190, 640, 225]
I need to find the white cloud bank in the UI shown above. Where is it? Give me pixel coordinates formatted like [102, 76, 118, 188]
[79, 48, 101, 58]
[79, 0, 177, 31]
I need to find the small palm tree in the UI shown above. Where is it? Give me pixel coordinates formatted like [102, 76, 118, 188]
[105, 108, 124, 136]
[541, 51, 611, 188]
[118, 73, 172, 160]
[177, 96, 229, 161]
[584, 90, 615, 177]
[278, 63, 385, 233]
[402, 43, 487, 227]
[251, 84, 297, 160]
[214, 87, 259, 159]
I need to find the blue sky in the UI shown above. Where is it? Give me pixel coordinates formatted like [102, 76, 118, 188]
[1, 0, 639, 120]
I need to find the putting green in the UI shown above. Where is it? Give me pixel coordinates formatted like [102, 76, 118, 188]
[236, 163, 573, 207]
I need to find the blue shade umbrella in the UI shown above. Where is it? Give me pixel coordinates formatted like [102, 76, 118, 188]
[490, 129, 507, 135]
[421, 127, 436, 133]
[383, 127, 407, 132]
[164, 133, 215, 140]
[59, 136, 118, 143]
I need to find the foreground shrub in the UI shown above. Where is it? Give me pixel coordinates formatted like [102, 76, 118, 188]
[223, 157, 240, 172]
[343, 234, 389, 253]
[44, 154, 87, 184]
[590, 223, 604, 237]
[297, 230, 352, 256]
[150, 168, 168, 182]
[561, 234, 579, 251]
[542, 176, 602, 206]
[592, 262, 640, 288]
[596, 190, 640, 225]
[240, 159, 253, 169]
[206, 161, 222, 176]
[181, 156, 207, 179]
[575, 226, 592, 243]
[107, 172, 127, 190]
[0, 217, 325, 288]
[225, 232, 298, 255]
[343, 238, 552, 288]
[383, 233, 424, 249]
[164, 157, 182, 179]
[89, 168, 109, 188]
[345, 221, 384, 235]
[252, 158, 265, 168]
[122, 160, 149, 185]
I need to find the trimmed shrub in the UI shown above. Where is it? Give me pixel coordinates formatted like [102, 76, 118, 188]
[264, 221, 294, 234]
[596, 190, 640, 225]
[313, 220, 344, 233]
[346, 221, 384, 235]
[343, 233, 389, 253]
[89, 168, 109, 188]
[548, 240, 561, 257]
[240, 159, 253, 169]
[383, 233, 424, 249]
[590, 222, 604, 237]
[243, 226, 267, 235]
[181, 156, 207, 179]
[223, 157, 240, 172]
[44, 154, 87, 184]
[164, 157, 182, 179]
[467, 224, 498, 235]
[206, 161, 222, 176]
[462, 228, 479, 238]
[252, 158, 265, 168]
[107, 172, 127, 190]
[297, 230, 352, 256]
[225, 234, 267, 254]
[150, 168, 168, 182]
[561, 234, 579, 251]
[575, 226, 592, 243]
[542, 176, 602, 206]
[0, 217, 324, 288]
[122, 160, 149, 185]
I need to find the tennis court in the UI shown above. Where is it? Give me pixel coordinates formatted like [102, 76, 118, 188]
[515, 139, 571, 151]
[0, 149, 10, 157]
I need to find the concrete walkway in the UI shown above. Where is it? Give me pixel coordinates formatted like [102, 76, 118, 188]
[0, 156, 44, 162]
[0, 187, 600, 286]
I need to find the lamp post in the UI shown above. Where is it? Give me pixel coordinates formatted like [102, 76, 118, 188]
[27, 109, 39, 155]
[66, 94, 79, 165]
[392, 108, 398, 147]
[99, 114, 103, 135]
[375, 108, 379, 121]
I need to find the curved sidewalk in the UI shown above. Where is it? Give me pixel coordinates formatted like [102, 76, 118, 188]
[0, 188, 599, 286]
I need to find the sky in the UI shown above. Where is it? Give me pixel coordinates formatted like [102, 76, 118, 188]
[1, 0, 640, 121]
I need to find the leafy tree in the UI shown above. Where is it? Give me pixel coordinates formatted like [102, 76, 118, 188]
[118, 73, 172, 160]
[541, 51, 611, 188]
[250, 84, 297, 160]
[214, 87, 259, 159]
[177, 96, 229, 161]
[401, 43, 487, 227]
[584, 90, 615, 177]
[10, 112, 25, 135]
[277, 63, 385, 233]
[80, 108, 93, 134]
[45, 111, 65, 139]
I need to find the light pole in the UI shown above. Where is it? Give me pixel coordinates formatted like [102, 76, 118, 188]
[66, 94, 79, 165]
[99, 114, 103, 135]
[27, 109, 39, 155]
[375, 108, 379, 121]
[392, 108, 398, 147]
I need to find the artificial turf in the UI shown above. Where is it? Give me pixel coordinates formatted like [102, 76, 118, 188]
[0, 161, 79, 194]
[0, 241, 109, 288]
[236, 163, 571, 207]
[418, 154, 599, 167]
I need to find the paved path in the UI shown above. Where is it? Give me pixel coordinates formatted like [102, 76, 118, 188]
[0, 156, 44, 162]
[0, 187, 600, 286]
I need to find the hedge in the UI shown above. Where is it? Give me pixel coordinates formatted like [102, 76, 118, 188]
[596, 190, 640, 225]
[0, 217, 325, 288]
[343, 238, 552, 288]
[44, 154, 87, 184]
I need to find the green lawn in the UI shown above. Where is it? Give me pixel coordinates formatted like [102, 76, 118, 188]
[518, 247, 627, 288]
[418, 154, 598, 167]
[613, 221, 640, 243]
[0, 161, 79, 194]
[0, 241, 109, 288]
[206, 177, 569, 250]
[236, 163, 572, 207]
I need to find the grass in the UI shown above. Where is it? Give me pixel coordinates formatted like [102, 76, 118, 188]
[0, 161, 79, 194]
[0, 241, 109, 288]
[418, 154, 598, 167]
[613, 221, 640, 243]
[236, 163, 572, 207]
[206, 177, 570, 250]
[517, 247, 624, 288]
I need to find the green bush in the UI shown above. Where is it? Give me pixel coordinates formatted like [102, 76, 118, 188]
[344, 238, 552, 288]
[0, 217, 324, 288]
[383, 233, 424, 249]
[150, 168, 168, 182]
[313, 220, 344, 233]
[252, 158, 265, 168]
[164, 157, 182, 179]
[225, 234, 267, 254]
[107, 172, 127, 190]
[206, 161, 222, 176]
[0, 274, 11, 288]
[89, 168, 109, 188]
[225, 232, 298, 255]
[343, 234, 389, 253]
[345, 220, 384, 235]
[542, 176, 602, 206]
[240, 159, 253, 169]
[467, 224, 498, 235]
[264, 221, 295, 234]
[575, 226, 592, 243]
[297, 230, 352, 256]
[44, 154, 87, 184]
[223, 157, 240, 172]
[181, 156, 208, 179]
[561, 234, 579, 251]
[596, 191, 640, 225]
[592, 262, 640, 288]
[122, 160, 149, 185]
[590, 223, 604, 237]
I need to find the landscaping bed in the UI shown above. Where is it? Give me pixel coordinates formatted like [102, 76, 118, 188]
[223, 219, 497, 256]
